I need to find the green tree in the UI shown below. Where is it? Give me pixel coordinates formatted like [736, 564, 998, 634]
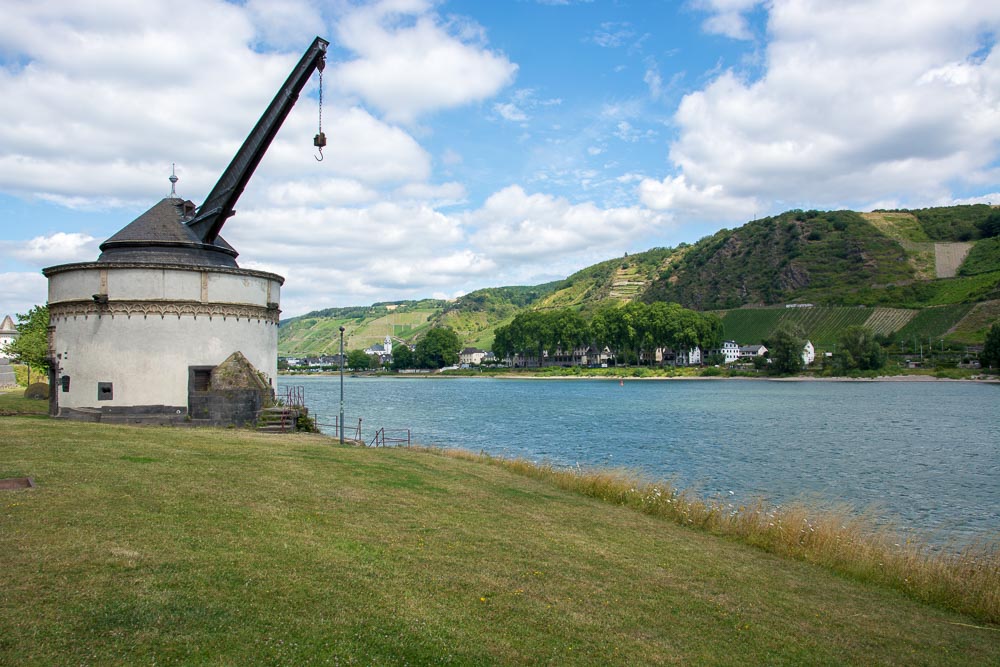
[5, 305, 50, 382]
[548, 309, 588, 355]
[415, 327, 461, 369]
[767, 325, 805, 375]
[982, 323, 1000, 370]
[391, 344, 414, 370]
[491, 324, 513, 361]
[346, 349, 371, 370]
[836, 326, 886, 371]
[704, 352, 726, 366]
[977, 211, 1000, 238]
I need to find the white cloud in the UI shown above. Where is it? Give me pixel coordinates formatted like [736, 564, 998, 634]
[663, 0, 1000, 215]
[494, 102, 528, 122]
[265, 178, 378, 207]
[0, 2, 433, 211]
[467, 185, 668, 262]
[639, 174, 759, 221]
[592, 22, 635, 48]
[6, 232, 99, 263]
[0, 272, 48, 316]
[221, 198, 496, 313]
[644, 60, 664, 100]
[614, 121, 656, 143]
[694, 0, 763, 40]
[393, 182, 467, 205]
[331, 0, 518, 123]
[491, 88, 559, 124]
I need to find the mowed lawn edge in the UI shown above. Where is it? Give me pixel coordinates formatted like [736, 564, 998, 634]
[1, 416, 997, 665]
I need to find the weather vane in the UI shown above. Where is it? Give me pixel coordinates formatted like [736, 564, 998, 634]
[168, 163, 179, 197]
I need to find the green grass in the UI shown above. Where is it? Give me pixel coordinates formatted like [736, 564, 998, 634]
[895, 305, 975, 343]
[862, 306, 918, 335]
[2, 418, 998, 665]
[922, 271, 1000, 306]
[860, 211, 931, 243]
[0, 388, 48, 415]
[719, 308, 786, 343]
[959, 236, 1000, 276]
[720, 307, 875, 347]
[947, 300, 1000, 345]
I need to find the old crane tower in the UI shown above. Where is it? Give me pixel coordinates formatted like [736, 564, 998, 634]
[43, 37, 329, 425]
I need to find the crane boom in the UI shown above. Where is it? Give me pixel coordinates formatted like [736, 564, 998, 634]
[187, 36, 329, 244]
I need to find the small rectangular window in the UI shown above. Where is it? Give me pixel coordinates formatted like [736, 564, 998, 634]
[192, 369, 211, 392]
[61, 375, 70, 392]
[97, 382, 113, 401]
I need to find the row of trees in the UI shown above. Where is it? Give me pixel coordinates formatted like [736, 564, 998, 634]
[492, 302, 723, 366]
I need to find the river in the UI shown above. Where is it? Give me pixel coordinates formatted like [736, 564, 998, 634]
[278, 375, 999, 544]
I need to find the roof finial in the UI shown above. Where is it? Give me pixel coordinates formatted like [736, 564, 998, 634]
[168, 163, 179, 197]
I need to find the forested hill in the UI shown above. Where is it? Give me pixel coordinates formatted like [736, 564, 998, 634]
[278, 205, 1000, 355]
[642, 205, 1000, 310]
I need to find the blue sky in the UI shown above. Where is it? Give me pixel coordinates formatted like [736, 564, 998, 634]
[2, 0, 999, 317]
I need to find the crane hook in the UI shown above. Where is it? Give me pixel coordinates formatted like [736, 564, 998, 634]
[314, 131, 326, 161]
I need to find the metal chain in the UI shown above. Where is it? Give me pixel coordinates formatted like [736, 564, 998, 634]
[314, 66, 326, 161]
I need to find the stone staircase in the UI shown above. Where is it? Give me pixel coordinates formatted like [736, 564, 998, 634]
[0, 357, 15, 389]
[257, 406, 299, 433]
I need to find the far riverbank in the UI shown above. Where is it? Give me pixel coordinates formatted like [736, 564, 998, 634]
[281, 369, 1000, 383]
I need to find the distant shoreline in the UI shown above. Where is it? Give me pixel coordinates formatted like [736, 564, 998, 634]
[489, 373, 1000, 383]
[280, 371, 1000, 383]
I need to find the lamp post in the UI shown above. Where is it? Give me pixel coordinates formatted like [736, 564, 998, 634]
[339, 325, 345, 444]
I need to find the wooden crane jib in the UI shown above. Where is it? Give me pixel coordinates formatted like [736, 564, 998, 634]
[186, 36, 329, 246]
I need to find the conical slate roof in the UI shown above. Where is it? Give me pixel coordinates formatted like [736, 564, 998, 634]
[98, 197, 239, 267]
[0, 315, 15, 334]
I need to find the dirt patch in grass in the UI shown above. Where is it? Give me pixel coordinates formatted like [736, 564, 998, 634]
[0, 477, 34, 490]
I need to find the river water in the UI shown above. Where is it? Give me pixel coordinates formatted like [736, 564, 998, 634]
[279, 375, 999, 544]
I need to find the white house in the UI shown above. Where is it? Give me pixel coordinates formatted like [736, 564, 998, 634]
[802, 340, 816, 365]
[675, 346, 702, 366]
[459, 347, 488, 366]
[0, 314, 17, 356]
[713, 340, 742, 363]
[739, 344, 768, 360]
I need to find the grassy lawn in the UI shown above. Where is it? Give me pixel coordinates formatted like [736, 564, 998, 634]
[0, 387, 48, 416]
[1, 418, 998, 665]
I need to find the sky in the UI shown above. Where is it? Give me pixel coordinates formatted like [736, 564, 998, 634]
[1, 0, 999, 318]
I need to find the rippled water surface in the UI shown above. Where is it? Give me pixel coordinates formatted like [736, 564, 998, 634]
[280, 376, 999, 542]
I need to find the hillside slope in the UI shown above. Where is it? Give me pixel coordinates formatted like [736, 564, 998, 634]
[279, 205, 1000, 354]
[643, 209, 916, 309]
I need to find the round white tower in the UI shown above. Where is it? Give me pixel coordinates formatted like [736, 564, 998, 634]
[44, 196, 283, 424]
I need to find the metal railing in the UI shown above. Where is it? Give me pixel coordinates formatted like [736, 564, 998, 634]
[278, 385, 305, 408]
[368, 428, 411, 448]
[277, 385, 411, 447]
[314, 415, 363, 442]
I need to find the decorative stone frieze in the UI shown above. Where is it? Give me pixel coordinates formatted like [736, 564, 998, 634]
[48, 300, 280, 324]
